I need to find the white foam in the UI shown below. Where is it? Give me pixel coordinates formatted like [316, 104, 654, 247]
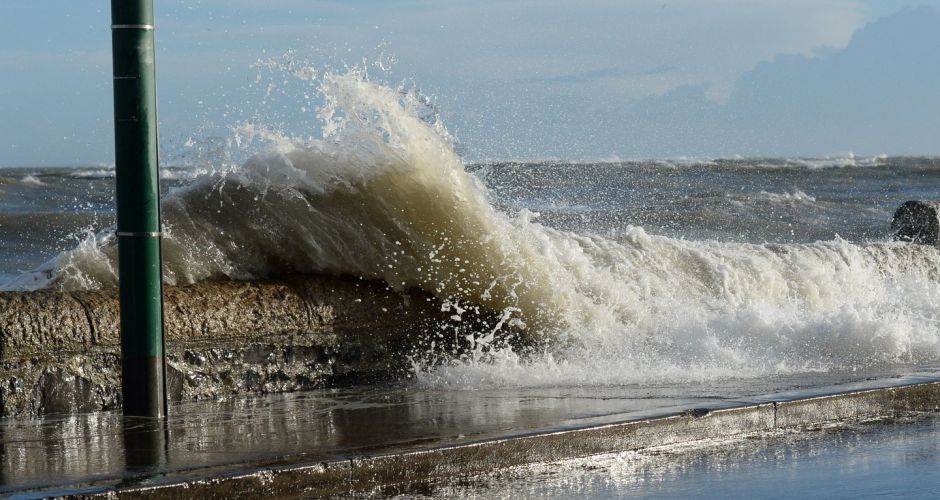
[12, 68, 940, 387]
[67, 168, 115, 179]
[20, 174, 43, 186]
[781, 154, 888, 169]
[755, 190, 817, 203]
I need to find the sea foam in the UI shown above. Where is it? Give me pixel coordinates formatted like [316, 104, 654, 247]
[9, 68, 940, 387]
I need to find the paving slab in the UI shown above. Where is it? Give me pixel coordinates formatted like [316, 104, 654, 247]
[1, 367, 939, 498]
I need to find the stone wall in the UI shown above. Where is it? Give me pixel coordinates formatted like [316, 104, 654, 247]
[0, 276, 495, 417]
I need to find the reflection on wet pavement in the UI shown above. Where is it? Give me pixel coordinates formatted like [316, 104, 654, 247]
[2, 368, 938, 495]
[419, 415, 940, 499]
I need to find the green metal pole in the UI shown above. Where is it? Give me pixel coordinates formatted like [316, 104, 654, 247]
[110, 0, 167, 418]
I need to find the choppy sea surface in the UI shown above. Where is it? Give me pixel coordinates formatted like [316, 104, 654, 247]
[2, 70, 939, 388]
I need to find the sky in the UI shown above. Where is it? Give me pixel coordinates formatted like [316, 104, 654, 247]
[1, 0, 939, 166]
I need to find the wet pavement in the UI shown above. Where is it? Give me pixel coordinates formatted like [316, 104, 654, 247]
[420, 413, 940, 499]
[2, 367, 939, 497]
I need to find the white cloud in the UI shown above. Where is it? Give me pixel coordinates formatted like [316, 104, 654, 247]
[154, 0, 867, 103]
[0, 0, 878, 164]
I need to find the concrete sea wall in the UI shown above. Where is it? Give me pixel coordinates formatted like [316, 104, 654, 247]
[0, 275, 496, 417]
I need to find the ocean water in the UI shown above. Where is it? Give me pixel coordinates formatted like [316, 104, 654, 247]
[2, 70, 940, 388]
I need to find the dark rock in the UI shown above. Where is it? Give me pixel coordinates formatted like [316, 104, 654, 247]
[34, 368, 98, 415]
[165, 362, 185, 402]
[892, 200, 940, 244]
[243, 344, 275, 364]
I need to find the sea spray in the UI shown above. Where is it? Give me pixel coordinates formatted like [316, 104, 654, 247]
[8, 67, 940, 386]
[14, 69, 566, 333]
[417, 233, 940, 387]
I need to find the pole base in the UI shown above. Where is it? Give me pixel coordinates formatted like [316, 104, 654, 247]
[121, 355, 167, 418]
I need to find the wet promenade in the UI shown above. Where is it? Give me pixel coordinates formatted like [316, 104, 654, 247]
[3, 367, 939, 497]
[432, 412, 940, 498]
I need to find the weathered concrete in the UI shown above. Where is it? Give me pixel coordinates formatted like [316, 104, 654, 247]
[0, 275, 507, 416]
[2, 378, 927, 499]
[892, 200, 940, 244]
[0, 290, 93, 354]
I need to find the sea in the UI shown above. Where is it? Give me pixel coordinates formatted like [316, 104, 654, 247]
[2, 70, 940, 389]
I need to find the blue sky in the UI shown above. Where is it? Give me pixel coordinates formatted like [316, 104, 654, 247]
[2, 1, 939, 166]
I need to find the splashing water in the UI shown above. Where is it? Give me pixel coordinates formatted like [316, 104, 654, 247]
[9, 67, 940, 388]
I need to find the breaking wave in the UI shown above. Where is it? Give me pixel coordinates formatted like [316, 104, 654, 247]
[8, 68, 940, 386]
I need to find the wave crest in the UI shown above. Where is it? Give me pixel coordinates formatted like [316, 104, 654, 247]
[9, 68, 940, 386]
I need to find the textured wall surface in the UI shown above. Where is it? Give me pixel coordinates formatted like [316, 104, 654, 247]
[0, 275, 500, 416]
